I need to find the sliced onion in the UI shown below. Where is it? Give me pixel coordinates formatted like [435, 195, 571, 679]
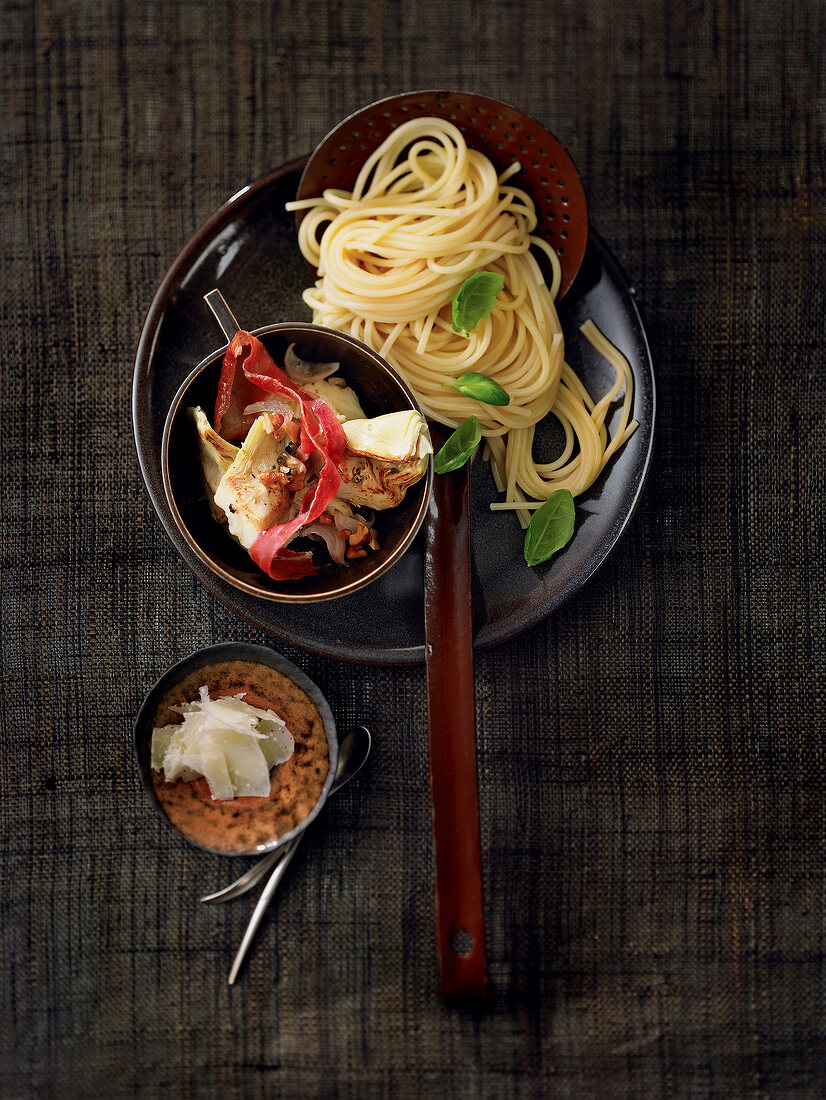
[285, 343, 340, 383]
[327, 498, 377, 537]
[325, 499, 358, 532]
[330, 509, 360, 535]
[303, 523, 348, 565]
[243, 397, 297, 419]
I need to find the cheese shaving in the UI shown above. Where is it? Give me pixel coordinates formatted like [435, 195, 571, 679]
[151, 686, 294, 800]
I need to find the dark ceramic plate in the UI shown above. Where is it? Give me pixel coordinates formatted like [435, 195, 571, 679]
[133, 158, 656, 666]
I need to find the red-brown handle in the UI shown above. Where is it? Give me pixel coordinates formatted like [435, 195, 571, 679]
[423, 458, 487, 1005]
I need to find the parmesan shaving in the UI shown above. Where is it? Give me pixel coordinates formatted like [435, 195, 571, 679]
[151, 686, 294, 800]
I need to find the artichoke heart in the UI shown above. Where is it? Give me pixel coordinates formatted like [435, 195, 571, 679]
[337, 411, 432, 511]
[189, 406, 240, 522]
[214, 415, 295, 550]
[304, 378, 366, 422]
[343, 411, 432, 462]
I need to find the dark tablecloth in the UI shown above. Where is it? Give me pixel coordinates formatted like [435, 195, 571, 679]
[2, 1, 824, 1096]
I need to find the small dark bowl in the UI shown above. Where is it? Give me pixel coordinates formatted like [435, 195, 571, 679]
[161, 323, 433, 602]
[133, 642, 339, 857]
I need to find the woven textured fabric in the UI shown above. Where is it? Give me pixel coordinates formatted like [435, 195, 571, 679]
[2, 1, 825, 1096]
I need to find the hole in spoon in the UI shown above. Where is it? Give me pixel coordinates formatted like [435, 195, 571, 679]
[450, 929, 474, 957]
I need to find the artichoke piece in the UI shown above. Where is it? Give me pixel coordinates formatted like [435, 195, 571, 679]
[343, 410, 432, 461]
[304, 378, 366, 422]
[337, 411, 432, 511]
[189, 406, 240, 522]
[214, 415, 295, 550]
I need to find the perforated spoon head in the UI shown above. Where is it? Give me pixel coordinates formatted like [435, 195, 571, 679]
[296, 89, 588, 300]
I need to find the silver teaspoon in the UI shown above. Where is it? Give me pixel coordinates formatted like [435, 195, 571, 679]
[200, 845, 283, 905]
[201, 725, 372, 904]
[226, 724, 372, 985]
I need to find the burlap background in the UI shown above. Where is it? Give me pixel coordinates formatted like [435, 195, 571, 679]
[2, 1, 824, 1096]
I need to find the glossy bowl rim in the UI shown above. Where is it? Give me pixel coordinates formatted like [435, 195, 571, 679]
[133, 642, 339, 857]
[160, 321, 434, 604]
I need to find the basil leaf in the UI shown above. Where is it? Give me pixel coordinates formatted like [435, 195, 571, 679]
[523, 489, 576, 566]
[434, 416, 482, 474]
[446, 372, 510, 406]
[451, 272, 505, 337]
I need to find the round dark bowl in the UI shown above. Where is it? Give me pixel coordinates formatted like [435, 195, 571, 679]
[161, 323, 433, 603]
[133, 642, 339, 857]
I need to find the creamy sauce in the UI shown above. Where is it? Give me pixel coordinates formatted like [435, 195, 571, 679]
[150, 659, 330, 852]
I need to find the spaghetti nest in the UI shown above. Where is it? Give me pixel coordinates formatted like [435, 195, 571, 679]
[288, 117, 637, 515]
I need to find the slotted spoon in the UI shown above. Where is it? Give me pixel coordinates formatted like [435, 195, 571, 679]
[296, 90, 589, 1005]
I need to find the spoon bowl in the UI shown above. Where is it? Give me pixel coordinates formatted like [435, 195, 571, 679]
[296, 89, 588, 298]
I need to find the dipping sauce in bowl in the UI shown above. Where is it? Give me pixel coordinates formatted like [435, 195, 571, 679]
[134, 643, 338, 856]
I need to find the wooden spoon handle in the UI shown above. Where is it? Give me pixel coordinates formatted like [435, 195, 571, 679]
[424, 460, 487, 1004]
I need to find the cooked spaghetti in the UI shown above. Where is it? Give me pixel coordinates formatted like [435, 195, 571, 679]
[287, 117, 637, 521]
